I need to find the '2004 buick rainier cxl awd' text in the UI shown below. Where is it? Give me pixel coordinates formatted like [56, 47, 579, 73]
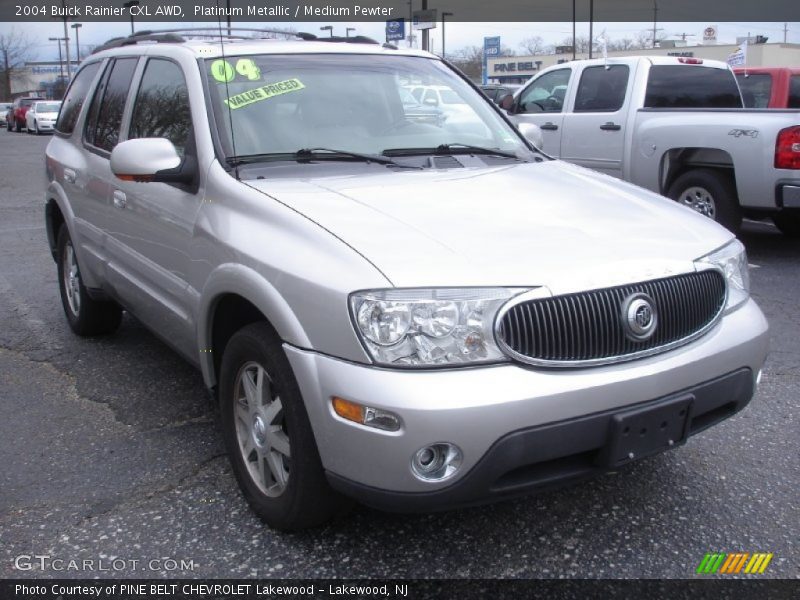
[44, 30, 769, 530]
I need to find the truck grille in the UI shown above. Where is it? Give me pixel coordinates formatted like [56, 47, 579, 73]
[496, 270, 726, 366]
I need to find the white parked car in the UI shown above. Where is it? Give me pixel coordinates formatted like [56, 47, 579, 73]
[27, 100, 62, 134]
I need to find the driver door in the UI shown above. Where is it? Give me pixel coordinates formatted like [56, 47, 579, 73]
[509, 68, 572, 156]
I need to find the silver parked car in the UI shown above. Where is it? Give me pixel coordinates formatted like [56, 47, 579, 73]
[45, 31, 768, 530]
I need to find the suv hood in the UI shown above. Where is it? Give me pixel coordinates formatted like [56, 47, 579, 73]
[245, 161, 733, 292]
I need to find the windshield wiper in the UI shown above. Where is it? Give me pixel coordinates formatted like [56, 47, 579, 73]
[383, 144, 521, 160]
[227, 148, 419, 169]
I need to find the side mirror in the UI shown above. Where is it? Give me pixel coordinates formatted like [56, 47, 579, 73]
[517, 122, 544, 149]
[498, 93, 515, 112]
[110, 138, 192, 184]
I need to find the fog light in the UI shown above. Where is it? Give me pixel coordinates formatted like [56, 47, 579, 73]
[331, 397, 401, 432]
[411, 443, 462, 481]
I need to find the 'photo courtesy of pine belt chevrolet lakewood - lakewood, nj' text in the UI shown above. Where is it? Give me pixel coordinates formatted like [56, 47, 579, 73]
[0, 0, 799, 594]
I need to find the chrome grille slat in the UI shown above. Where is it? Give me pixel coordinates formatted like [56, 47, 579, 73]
[497, 271, 726, 367]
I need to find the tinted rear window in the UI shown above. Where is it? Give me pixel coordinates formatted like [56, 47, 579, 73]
[645, 66, 743, 108]
[736, 73, 772, 108]
[789, 75, 800, 109]
[575, 65, 629, 112]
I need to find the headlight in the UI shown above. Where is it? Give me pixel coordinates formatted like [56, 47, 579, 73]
[349, 288, 523, 367]
[695, 239, 750, 312]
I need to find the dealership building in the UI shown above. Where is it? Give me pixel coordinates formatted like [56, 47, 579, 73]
[8, 60, 80, 99]
[487, 42, 800, 84]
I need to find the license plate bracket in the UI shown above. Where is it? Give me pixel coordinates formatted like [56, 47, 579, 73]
[601, 395, 693, 468]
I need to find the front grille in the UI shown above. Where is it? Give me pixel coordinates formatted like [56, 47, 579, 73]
[497, 270, 726, 366]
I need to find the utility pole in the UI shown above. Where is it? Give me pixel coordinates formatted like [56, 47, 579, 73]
[48, 37, 65, 84]
[784, 22, 789, 43]
[71, 23, 82, 63]
[407, 0, 413, 48]
[441, 12, 453, 60]
[421, 0, 429, 51]
[572, 0, 576, 60]
[652, 0, 658, 48]
[60, 0, 71, 78]
[589, 0, 594, 58]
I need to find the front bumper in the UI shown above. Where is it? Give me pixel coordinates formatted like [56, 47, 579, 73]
[285, 298, 768, 508]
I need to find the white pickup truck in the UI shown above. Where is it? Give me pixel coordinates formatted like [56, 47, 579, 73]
[502, 56, 800, 235]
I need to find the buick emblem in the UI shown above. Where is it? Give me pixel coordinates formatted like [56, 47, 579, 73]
[622, 294, 657, 341]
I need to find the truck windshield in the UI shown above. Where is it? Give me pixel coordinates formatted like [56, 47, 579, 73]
[645, 66, 743, 109]
[204, 53, 531, 162]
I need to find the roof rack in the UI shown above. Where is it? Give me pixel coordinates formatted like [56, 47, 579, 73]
[92, 27, 305, 54]
[92, 27, 384, 55]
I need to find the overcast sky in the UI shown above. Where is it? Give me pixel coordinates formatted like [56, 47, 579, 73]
[4, 20, 799, 62]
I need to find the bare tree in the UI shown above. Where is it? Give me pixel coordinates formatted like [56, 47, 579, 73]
[519, 35, 546, 55]
[632, 29, 667, 49]
[448, 45, 483, 80]
[607, 38, 636, 51]
[558, 35, 592, 53]
[0, 28, 36, 98]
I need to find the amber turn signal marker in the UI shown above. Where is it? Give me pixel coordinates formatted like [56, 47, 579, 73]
[332, 396, 363, 423]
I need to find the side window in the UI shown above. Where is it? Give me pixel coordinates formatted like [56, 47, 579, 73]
[574, 65, 629, 112]
[789, 75, 800, 109]
[129, 59, 192, 156]
[55, 62, 101, 135]
[422, 88, 437, 104]
[84, 57, 138, 152]
[518, 69, 571, 113]
[735, 73, 772, 108]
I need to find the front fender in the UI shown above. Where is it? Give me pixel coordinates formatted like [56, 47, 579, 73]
[197, 263, 313, 388]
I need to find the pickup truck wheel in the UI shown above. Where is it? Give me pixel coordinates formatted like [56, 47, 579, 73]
[772, 213, 800, 237]
[667, 169, 742, 233]
[56, 226, 123, 336]
[219, 322, 349, 530]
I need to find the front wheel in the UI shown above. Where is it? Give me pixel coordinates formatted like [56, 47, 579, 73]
[56, 226, 122, 336]
[772, 212, 800, 238]
[667, 169, 742, 233]
[219, 322, 349, 530]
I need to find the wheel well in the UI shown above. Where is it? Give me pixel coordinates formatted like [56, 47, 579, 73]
[210, 294, 273, 383]
[46, 200, 65, 261]
[660, 148, 735, 195]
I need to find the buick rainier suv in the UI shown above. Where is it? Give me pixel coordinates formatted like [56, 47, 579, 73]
[45, 31, 768, 530]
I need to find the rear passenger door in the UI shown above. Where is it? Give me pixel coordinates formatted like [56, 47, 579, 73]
[560, 64, 632, 178]
[107, 57, 201, 359]
[81, 57, 140, 280]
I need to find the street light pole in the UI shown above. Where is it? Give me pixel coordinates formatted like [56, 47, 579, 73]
[441, 12, 453, 59]
[122, 0, 140, 35]
[421, 0, 429, 51]
[49, 37, 65, 84]
[588, 0, 594, 59]
[320, 25, 333, 37]
[346, 28, 355, 38]
[60, 0, 71, 79]
[572, 0, 576, 60]
[71, 23, 82, 63]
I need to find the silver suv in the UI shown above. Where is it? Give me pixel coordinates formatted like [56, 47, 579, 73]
[45, 31, 769, 530]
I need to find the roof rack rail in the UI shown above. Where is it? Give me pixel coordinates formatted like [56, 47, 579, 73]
[296, 33, 381, 45]
[92, 27, 304, 54]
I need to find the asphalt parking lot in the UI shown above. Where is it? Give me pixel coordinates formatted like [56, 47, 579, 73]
[1, 130, 798, 580]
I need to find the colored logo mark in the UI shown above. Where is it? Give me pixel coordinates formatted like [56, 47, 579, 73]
[696, 552, 773, 574]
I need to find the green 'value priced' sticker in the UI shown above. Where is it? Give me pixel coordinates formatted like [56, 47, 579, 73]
[224, 78, 306, 109]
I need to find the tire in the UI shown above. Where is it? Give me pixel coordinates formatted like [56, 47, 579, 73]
[219, 322, 349, 530]
[56, 226, 123, 336]
[772, 213, 800, 238]
[34, 121, 40, 135]
[667, 168, 742, 233]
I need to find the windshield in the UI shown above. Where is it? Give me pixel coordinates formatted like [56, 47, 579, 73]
[205, 53, 530, 161]
[36, 102, 61, 112]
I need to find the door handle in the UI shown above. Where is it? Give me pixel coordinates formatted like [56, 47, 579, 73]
[112, 190, 127, 209]
[540, 122, 559, 131]
[600, 122, 621, 131]
[63, 168, 76, 183]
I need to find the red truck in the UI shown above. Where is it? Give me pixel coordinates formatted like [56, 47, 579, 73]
[734, 67, 800, 109]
